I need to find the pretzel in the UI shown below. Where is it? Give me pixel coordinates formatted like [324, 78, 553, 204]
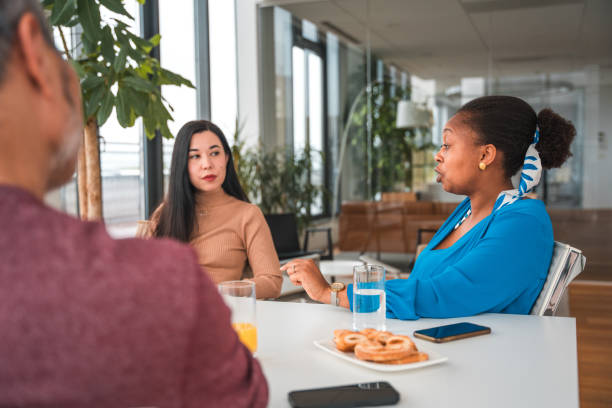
[333, 329, 428, 364]
[373, 331, 394, 344]
[359, 328, 378, 339]
[334, 330, 368, 352]
[382, 352, 429, 365]
[354, 335, 416, 362]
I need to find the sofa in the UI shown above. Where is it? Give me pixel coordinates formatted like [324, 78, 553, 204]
[338, 200, 459, 254]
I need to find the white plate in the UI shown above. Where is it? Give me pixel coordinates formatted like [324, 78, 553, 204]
[313, 338, 448, 372]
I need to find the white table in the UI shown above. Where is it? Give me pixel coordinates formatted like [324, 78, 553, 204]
[256, 301, 578, 408]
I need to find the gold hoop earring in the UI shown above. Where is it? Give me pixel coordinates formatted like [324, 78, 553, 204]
[479, 162, 487, 171]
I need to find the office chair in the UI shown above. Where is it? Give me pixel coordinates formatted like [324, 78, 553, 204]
[264, 213, 333, 261]
[530, 241, 586, 316]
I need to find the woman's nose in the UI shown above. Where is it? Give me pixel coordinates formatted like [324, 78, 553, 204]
[434, 148, 443, 163]
[200, 157, 212, 169]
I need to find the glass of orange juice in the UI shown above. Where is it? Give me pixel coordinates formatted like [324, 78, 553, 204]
[218, 280, 257, 353]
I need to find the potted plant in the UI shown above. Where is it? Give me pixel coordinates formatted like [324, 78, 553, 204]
[44, 0, 194, 219]
[232, 124, 325, 235]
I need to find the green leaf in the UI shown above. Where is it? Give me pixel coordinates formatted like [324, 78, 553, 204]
[99, 0, 134, 19]
[81, 75, 104, 90]
[115, 87, 132, 127]
[159, 68, 194, 88]
[77, 0, 102, 42]
[69, 59, 86, 78]
[89, 62, 110, 75]
[114, 26, 131, 50]
[88, 85, 106, 111]
[84, 84, 105, 118]
[148, 33, 161, 47]
[143, 97, 161, 140]
[81, 33, 97, 54]
[97, 91, 115, 126]
[143, 115, 156, 139]
[125, 45, 145, 63]
[113, 47, 127, 72]
[153, 99, 172, 122]
[100, 26, 115, 63]
[50, 0, 77, 26]
[126, 31, 152, 50]
[160, 121, 173, 139]
[122, 75, 157, 93]
[135, 62, 153, 76]
[122, 86, 147, 116]
[65, 16, 80, 27]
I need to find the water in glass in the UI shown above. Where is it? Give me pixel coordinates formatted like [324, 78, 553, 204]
[352, 264, 386, 331]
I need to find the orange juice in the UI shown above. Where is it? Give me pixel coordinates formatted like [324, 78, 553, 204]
[232, 322, 257, 352]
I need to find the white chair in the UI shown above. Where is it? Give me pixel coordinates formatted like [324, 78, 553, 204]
[530, 241, 586, 316]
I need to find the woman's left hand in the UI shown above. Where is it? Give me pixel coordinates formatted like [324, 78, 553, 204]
[280, 259, 331, 303]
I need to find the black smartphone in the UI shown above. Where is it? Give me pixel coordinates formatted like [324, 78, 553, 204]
[288, 381, 400, 408]
[413, 322, 491, 343]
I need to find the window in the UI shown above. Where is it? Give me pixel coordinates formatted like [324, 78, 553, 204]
[292, 19, 327, 216]
[208, 0, 238, 138]
[159, 0, 197, 191]
[98, 3, 144, 237]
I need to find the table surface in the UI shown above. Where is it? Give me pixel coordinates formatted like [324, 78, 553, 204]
[256, 301, 578, 408]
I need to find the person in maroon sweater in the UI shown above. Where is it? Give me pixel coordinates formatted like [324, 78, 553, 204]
[0, 1, 267, 407]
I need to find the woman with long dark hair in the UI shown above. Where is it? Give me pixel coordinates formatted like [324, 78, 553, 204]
[282, 96, 576, 319]
[142, 120, 282, 299]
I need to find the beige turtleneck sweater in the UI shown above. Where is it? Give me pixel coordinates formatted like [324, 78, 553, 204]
[143, 190, 282, 299]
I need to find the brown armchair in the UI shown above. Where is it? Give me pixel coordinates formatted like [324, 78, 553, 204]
[339, 200, 457, 255]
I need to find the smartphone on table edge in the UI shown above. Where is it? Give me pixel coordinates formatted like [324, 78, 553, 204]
[413, 322, 491, 343]
[288, 381, 399, 408]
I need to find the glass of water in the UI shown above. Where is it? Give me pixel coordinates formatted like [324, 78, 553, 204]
[352, 264, 386, 331]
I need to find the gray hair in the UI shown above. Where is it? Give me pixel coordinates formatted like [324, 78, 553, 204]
[0, 0, 55, 83]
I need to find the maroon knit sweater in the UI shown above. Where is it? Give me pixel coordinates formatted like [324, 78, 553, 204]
[0, 185, 268, 407]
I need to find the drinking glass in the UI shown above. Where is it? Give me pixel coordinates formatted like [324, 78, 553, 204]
[352, 264, 386, 331]
[218, 280, 257, 353]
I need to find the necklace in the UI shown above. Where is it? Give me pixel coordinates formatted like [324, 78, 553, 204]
[453, 208, 471, 230]
[197, 208, 208, 217]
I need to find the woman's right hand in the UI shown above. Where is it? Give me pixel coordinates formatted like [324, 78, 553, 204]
[280, 259, 331, 304]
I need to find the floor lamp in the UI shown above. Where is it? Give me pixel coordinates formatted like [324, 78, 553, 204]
[332, 81, 380, 218]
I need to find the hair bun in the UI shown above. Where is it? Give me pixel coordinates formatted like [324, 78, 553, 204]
[536, 108, 575, 169]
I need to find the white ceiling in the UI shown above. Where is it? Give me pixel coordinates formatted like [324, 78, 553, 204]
[257, 0, 612, 84]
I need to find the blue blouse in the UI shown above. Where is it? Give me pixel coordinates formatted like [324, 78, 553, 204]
[347, 198, 554, 320]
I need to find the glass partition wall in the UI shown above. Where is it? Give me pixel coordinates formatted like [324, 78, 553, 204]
[258, 0, 610, 211]
[260, 2, 418, 216]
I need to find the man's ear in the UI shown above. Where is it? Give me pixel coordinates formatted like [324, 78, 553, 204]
[15, 12, 55, 98]
[480, 144, 497, 166]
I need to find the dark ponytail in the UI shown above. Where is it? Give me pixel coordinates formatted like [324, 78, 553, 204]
[458, 95, 575, 178]
[536, 108, 575, 169]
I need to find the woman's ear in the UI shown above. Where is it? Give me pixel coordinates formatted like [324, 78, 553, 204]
[480, 144, 497, 166]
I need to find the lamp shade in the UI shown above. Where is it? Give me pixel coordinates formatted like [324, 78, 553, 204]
[396, 100, 432, 128]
